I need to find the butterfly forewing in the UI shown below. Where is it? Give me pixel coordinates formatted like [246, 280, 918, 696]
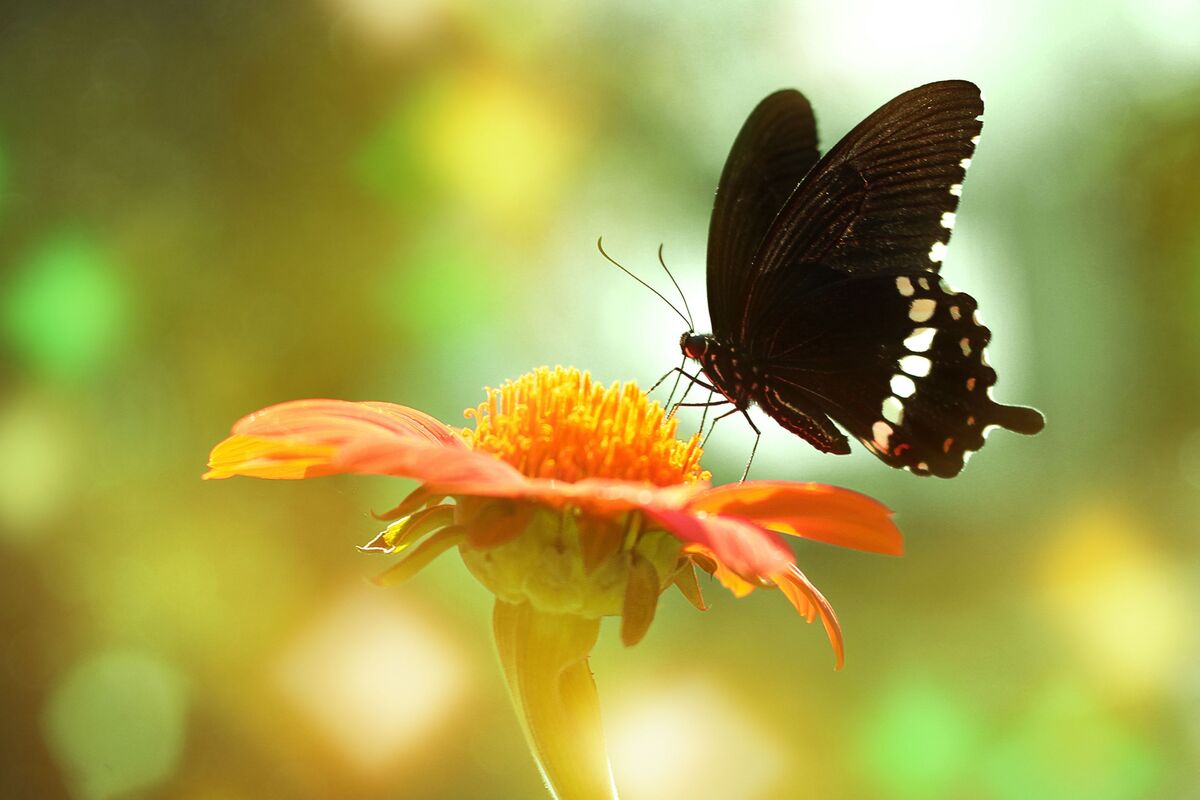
[738, 80, 983, 343]
[707, 90, 820, 337]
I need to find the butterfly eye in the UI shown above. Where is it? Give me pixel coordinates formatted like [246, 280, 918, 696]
[680, 334, 707, 359]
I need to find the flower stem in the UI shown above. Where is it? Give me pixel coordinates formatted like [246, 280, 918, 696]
[492, 601, 619, 800]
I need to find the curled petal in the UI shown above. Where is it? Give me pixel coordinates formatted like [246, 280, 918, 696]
[775, 564, 845, 670]
[647, 509, 794, 582]
[689, 481, 903, 555]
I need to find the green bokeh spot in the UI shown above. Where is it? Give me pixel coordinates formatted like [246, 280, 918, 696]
[1, 233, 129, 380]
[858, 678, 979, 798]
[981, 684, 1163, 800]
[41, 650, 188, 800]
[384, 230, 498, 345]
[353, 76, 448, 210]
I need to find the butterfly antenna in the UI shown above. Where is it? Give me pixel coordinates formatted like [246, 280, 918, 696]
[597, 238, 691, 330]
[657, 244, 694, 331]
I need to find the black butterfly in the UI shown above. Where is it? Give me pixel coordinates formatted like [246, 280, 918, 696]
[677, 80, 1044, 478]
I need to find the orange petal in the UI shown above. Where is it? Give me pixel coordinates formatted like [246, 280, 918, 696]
[231, 399, 464, 448]
[647, 509, 795, 582]
[204, 434, 340, 479]
[204, 398, 529, 492]
[688, 481, 903, 555]
[205, 399, 462, 480]
[776, 564, 845, 670]
[338, 437, 526, 490]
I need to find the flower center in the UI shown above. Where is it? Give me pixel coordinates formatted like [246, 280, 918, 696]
[463, 366, 708, 485]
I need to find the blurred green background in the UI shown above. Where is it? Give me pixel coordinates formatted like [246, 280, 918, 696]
[1, 1, 1197, 798]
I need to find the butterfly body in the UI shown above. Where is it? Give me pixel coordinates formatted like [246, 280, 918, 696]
[682, 81, 1044, 477]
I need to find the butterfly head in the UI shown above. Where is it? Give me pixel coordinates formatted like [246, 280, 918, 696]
[680, 332, 708, 361]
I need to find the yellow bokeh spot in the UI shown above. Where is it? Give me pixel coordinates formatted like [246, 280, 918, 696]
[606, 677, 787, 800]
[1036, 501, 1190, 698]
[0, 391, 78, 539]
[420, 69, 584, 236]
[276, 588, 468, 774]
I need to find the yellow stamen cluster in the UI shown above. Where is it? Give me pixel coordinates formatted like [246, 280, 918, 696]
[463, 366, 709, 485]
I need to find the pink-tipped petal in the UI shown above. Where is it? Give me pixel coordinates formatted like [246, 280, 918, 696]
[682, 544, 761, 598]
[205, 399, 526, 489]
[339, 438, 528, 491]
[231, 399, 465, 448]
[647, 509, 795, 583]
[689, 481, 903, 555]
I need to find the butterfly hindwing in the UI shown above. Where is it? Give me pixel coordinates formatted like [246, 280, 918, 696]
[759, 269, 1041, 476]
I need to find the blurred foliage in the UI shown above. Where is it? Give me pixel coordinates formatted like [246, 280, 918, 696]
[1, 0, 1197, 798]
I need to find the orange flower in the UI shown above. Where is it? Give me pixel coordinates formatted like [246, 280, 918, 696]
[206, 367, 901, 799]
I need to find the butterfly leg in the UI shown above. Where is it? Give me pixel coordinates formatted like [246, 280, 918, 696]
[737, 409, 762, 482]
[668, 374, 722, 419]
[702, 401, 737, 447]
[647, 356, 690, 408]
[647, 359, 688, 395]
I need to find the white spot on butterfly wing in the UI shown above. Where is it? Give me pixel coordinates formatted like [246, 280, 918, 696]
[940, 212, 956, 230]
[891, 374, 917, 398]
[960, 157, 972, 170]
[970, 134, 981, 145]
[909, 298, 936, 322]
[949, 184, 963, 197]
[949, 305, 961, 320]
[918, 277, 930, 290]
[928, 241, 947, 263]
[882, 396, 905, 424]
[900, 355, 932, 377]
[960, 337, 972, 356]
[904, 327, 936, 352]
[896, 276, 914, 297]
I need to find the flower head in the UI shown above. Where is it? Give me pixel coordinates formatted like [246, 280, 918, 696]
[206, 366, 902, 799]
